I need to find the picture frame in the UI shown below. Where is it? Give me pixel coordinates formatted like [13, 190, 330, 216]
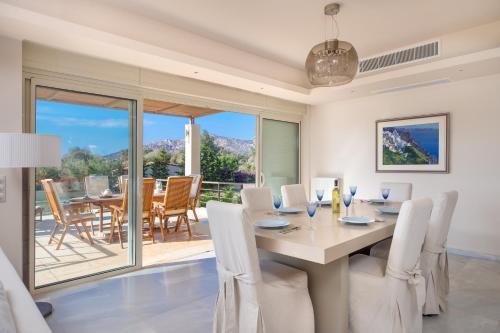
[376, 113, 449, 173]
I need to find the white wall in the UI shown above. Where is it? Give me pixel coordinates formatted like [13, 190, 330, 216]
[308, 74, 500, 257]
[0, 35, 23, 274]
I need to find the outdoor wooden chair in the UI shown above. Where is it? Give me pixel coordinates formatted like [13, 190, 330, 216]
[84, 175, 110, 234]
[109, 179, 128, 248]
[109, 178, 156, 248]
[188, 174, 203, 222]
[141, 178, 156, 243]
[41, 179, 95, 250]
[155, 176, 193, 241]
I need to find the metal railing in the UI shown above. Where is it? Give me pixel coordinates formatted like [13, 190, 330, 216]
[200, 181, 255, 205]
[155, 178, 255, 206]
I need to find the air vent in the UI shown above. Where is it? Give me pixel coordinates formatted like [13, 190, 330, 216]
[359, 40, 440, 73]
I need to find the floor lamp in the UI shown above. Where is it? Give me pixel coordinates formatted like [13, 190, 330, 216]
[0, 133, 61, 317]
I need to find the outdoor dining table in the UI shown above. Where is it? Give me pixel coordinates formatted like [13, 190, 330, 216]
[250, 200, 400, 333]
[65, 192, 165, 233]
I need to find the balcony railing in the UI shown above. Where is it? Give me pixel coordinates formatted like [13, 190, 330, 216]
[156, 179, 255, 207]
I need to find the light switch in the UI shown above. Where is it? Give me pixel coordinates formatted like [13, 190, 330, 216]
[0, 176, 6, 203]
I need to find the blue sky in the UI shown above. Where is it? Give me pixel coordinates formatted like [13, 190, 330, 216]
[36, 100, 256, 155]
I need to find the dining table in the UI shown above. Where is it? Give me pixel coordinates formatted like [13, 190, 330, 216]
[65, 192, 165, 233]
[251, 200, 400, 333]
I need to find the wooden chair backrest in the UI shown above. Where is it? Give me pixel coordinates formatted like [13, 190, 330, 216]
[120, 179, 129, 214]
[162, 176, 193, 212]
[41, 179, 65, 224]
[143, 178, 155, 213]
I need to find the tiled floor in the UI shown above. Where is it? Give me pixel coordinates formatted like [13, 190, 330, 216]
[39, 253, 500, 333]
[35, 208, 212, 286]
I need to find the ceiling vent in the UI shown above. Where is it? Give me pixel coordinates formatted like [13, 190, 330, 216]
[359, 40, 440, 74]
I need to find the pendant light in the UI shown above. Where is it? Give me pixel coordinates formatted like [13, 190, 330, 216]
[305, 3, 358, 87]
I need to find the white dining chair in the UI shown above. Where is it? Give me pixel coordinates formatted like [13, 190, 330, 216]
[380, 182, 413, 202]
[281, 184, 308, 208]
[349, 198, 433, 333]
[207, 201, 314, 333]
[370, 191, 458, 315]
[241, 187, 273, 212]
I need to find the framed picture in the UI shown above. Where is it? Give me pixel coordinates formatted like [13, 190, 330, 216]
[376, 113, 449, 173]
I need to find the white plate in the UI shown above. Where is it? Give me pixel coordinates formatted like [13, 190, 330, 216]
[377, 206, 400, 214]
[338, 216, 375, 224]
[255, 219, 290, 229]
[278, 207, 304, 214]
[366, 198, 387, 204]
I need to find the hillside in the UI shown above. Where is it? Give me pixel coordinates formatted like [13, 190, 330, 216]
[105, 134, 254, 159]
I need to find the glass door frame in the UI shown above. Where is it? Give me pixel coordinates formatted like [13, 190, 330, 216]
[257, 113, 302, 188]
[24, 74, 144, 294]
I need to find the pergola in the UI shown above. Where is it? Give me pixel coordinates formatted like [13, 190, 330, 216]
[36, 86, 223, 175]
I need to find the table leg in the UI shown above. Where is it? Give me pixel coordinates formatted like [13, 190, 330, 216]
[99, 204, 104, 233]
[259, 250, 349, 333]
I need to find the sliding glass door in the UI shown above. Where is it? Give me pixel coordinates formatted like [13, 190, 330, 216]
[32, 85, 138, 288]
[260, 118, 300, 196]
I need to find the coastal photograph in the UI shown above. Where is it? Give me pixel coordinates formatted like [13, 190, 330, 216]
[376, 114, 449, 172]
[382, 123, 439, 165]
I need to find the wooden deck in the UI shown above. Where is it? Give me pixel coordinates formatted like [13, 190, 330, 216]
[35, 208, 212, 287]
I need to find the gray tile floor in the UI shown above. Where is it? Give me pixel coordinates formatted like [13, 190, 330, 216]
[39, 253, 500, 333]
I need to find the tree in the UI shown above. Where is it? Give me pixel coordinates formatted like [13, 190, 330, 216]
[149, 149, 172, 179]
[200, 131, 222, 181]
[200, 131, 242, 182]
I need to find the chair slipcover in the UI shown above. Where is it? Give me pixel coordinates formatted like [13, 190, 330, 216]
[349, 198, 433, 333]
[371, 191, 458, 315]
[241, 187, 273, 212]
[380, 182, 413, 202]
[207, 201, 314, 333]
[281, 184, 308, 208]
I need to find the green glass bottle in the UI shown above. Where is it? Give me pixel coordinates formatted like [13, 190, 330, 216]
[332, 179, 341, 214]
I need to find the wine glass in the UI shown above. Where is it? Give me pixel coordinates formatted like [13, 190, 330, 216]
[315, 189, 324, 208]
[381, 188, 391, 205]
[273, 194, 282, 215]
[349, 185, 357, 205]
[343, 193, 353, 217]
[306, 202, 317, 230]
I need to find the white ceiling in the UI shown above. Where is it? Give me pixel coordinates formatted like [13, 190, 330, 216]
[2, 0, 500, 104]
[99, 0, 500, 69]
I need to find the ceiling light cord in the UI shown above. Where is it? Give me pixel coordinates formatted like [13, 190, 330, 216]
[331, 15, 339, 39]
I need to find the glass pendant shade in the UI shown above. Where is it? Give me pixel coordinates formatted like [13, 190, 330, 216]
[306, 38, 359, 87]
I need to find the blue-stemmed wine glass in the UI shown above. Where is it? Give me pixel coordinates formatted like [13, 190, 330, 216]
[315, 189, 324, 208]
[343, 193, 353, 217]
[306, 202, 318, 230]
[273, 194, 282, 215]
[381, 188, 390, 205]
[349, 185, 357, 205]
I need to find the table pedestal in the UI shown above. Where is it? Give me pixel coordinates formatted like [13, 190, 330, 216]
[259, 250, 349, 333]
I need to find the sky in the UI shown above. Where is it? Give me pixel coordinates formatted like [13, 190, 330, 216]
[36, 100, 256, 155]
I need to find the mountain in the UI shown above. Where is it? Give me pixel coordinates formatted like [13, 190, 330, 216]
[212, 136, 254, 155]
[104, 134, 254, 159]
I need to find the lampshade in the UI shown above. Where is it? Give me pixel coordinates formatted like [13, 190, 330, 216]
[305, 39, 359, 86]
[305, 3, 359, 87]
[0, 133, 61, 168]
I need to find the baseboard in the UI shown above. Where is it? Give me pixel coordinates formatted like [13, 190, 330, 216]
[448, 247, 500, 262]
